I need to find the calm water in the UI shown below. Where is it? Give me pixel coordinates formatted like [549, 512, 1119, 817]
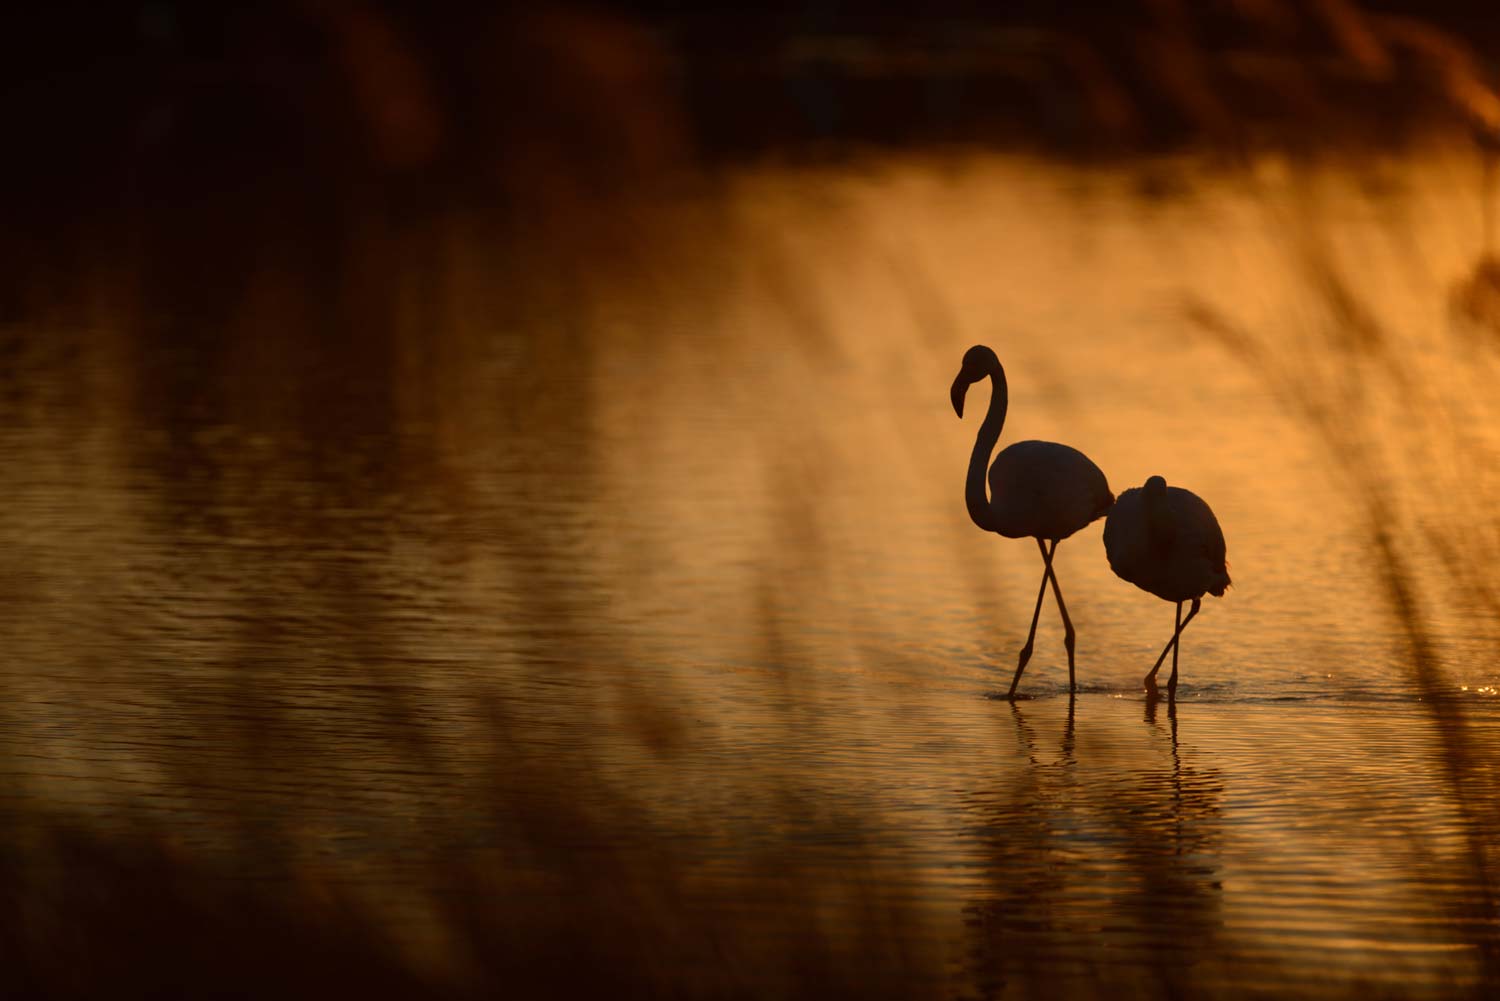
[2, 149, 1498, 996]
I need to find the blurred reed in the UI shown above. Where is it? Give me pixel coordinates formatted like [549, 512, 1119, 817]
[2, 3, 1499, 1000]
[1183, 189, 1500, 983]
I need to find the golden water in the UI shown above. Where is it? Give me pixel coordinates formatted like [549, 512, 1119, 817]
[1, 148, 1497, 995]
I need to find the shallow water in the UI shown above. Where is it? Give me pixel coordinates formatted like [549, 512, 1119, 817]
[1, 148, 1498, 995]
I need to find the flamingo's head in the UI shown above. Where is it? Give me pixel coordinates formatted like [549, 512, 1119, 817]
[950, 345, 1000, 417]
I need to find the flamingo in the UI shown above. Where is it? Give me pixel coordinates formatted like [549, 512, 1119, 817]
[950, 345, 1114, 698]
[1103, 476, 1230, 697]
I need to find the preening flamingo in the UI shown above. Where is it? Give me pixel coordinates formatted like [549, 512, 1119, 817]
[1103, 475, 1230, 697]
[951, 345, 1114, 698]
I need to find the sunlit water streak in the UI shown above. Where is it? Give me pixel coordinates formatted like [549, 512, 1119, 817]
[1, 147, 1498, 995]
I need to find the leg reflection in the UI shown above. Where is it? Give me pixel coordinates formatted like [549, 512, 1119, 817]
[964, 692, 1226, 995]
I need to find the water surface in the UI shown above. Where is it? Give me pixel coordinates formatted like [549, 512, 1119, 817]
[1, 149, 1497, 996]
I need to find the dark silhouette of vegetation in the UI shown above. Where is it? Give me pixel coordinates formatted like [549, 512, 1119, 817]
[1184, 227, 1500, 985]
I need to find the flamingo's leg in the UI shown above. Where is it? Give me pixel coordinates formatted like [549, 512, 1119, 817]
[1167, 597, 1199, 697]
[1007, 545, 1052, 699]
[1167, 600, 1183, 698]
[1144, 598, 1200, 694]
[1040, 539, 1076, 692]
[1145, 613, 1178, 684]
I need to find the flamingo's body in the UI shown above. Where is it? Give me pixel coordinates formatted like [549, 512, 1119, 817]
[1103, 476, 1230, 696]
[982, 440, 1114, 543]
[951, 345, 1113, 697]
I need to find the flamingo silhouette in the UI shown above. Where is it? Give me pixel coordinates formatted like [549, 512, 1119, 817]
[951, 345, 1114, 698]
[1103, 476, 1230, 697]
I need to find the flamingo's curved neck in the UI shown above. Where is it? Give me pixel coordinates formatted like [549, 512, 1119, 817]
[965, 362, 1007, 532]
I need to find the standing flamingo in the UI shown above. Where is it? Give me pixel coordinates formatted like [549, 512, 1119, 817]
[1103, 476, 1230, 697]
[951, 345, 1114, 698]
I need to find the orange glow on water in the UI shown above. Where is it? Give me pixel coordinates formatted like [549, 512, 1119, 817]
[3, 143, 1500, 995]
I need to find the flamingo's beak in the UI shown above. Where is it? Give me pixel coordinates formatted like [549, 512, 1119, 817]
[950, 373, 971, 418]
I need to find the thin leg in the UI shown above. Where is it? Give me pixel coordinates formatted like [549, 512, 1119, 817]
[1145, 634, 1175, 686]
[1167, 600, 1183, 697]
[1144, 597, 1200, 693]
[1167, 598, 1200, 696]
[1006, 548, 1052, 699]
[1041, 539, 1076, 692]
[1144, 601, 1181, 694]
